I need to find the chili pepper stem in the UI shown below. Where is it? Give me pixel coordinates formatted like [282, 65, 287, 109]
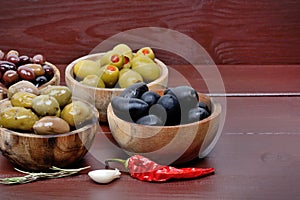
[105, 158, 129, 170]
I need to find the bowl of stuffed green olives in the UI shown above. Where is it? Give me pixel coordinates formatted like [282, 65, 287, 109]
[0, 49, 60, 100]
[65, 44, 168, 122]
[107, 83, 222, 165]
[0, 83, 99, 171]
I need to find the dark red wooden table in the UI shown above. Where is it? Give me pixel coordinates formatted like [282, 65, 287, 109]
[1, 1, 300, 199]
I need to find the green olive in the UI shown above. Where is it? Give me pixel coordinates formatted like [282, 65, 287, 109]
[109, 53, 124, 69]
[136, 47, 155, 60]
[33, 116, 70, 135]
[131, 55, 160, 82]
[113, 44, 133, 60]
[7, 80, 39, 99]
[61, 101, 94, 127]
[118, 69, 143, 88]
[0, 107, 39, 131]
[97, 50, 114, 67]
[73, 59, 101, 80]
[80, 75, 105, 88]
[100, 65, 119, 88]
[0, 100, 12, 111]
[10, 91, 37, 108]
[40, 85, 72, 107]
[31, 95, 61, 117]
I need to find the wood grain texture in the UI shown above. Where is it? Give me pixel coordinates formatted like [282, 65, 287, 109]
[0, 0, 300, 65]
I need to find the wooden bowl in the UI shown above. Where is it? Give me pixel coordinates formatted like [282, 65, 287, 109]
[107, 93, 222, 165]
[0, 98, 99, 171]
[0, 61, 60, 100]
[65, 53, 168, 123]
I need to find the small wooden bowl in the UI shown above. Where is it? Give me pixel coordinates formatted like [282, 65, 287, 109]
[0, 99, 99, 171]
[65, 53, 168, 123]
[107, 93, 222, 165]
[0, 61, 60, 100]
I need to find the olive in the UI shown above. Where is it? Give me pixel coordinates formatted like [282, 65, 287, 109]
[120, 82, 148, 98]
[17, 65, 36, 81]
[131, 55, 160, 82]
[113, 44, 133, 60]
[111, 96, 149, 122]
[165, 86, 199, 118]
[31, 95, 60, 117]
[33, 116, 70, 135]
[6, 50, 19, 57]
[61, 101, 94, 127]
[19, 55, 32, 65]
[6, 54, 20, 65]
[40, 85, 72, 107]
[0, 50, 4, 60]
[25, 63, 45, 76]
[35, 75, 48, 87]
[0, 107, 39, 131]
[7, 80, 39, 99]
[0, 61, 16, 73]
[140, 91, 160, 107]
[197, 102, 211, 114]
[10, 91, 37, 108]
[100, 65, 119, 88]
[186, 107, 210, 124]
[97, 50, 114, 66]
[136, 47, 155, 60]
[109, 53, 124, 69]
[148, 103, 167, 125]
[80, 74, 105, 88]
[118, 69, 143, 88]
[0, 71, 2, 80]
[73, 59, 101, 80]
[156, 94, 181, 126]
[0, 100, 12, 111]
[136, 114, 164, 126]
[42, 64, 54, 79]
[32, 54, 46, 64]
[2, 70, 19, 86]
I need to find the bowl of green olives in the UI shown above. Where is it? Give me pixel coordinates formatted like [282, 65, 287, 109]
[0, 84, 99, 171]
[65, 44, 168, 122]
[107, 83, 222, 165]
[0, 50, 60, 100]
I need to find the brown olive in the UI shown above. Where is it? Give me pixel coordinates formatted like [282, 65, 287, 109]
[32, 54, 46, 64]
[0, 50, 4, 60]
[17, 65, 36, 81]
[19, 55, 32, 65]
[33, 116, 70, 135]
[2, 70, 19, 86]
[24, 63, 45, 76]
[6, 54, 20, 65]
[0, 61, 16, 73]
[42, 64, 54, 79]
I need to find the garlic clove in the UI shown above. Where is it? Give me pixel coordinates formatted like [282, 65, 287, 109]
[88, 168, 121, 184]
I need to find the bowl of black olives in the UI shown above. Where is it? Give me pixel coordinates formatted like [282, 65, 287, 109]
[107, 83, 222, 165]
[0, 83, 99, 171]
[0, 49, 60, 100]
[65, 44, 168, 122]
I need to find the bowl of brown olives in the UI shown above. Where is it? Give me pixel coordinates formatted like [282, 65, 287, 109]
[107, 83, 222, 165]
[65, 44, 168, 122]
[0, 49, 60, 100]
[0, 83, 99, 171]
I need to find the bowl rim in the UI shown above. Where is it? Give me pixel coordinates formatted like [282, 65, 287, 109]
[107, 94, 222, 129]
[0, 61, 60, 93]
[65, 52, 168, 91]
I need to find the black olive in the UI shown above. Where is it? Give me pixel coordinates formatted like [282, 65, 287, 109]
[35, 75, 48, 87]
[197, 101, 211, 114]
[136, 115, 164, 126]
[156, 94, 181, 126]
[140, 91, 160, 106]
[165, 86, 199, 123]
[111, 96, 149, 122]
[120, 82, 148, 98]
[186, 107, 210, 124]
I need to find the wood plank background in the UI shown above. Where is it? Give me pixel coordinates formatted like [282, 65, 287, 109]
[0, 0, 300, 65]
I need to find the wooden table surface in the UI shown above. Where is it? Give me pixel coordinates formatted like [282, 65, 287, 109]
[0, 64, 299, 200]
[1, 0, 300, 199]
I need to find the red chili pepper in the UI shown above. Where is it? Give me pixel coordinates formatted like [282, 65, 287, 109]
[105, 155, 215, 182]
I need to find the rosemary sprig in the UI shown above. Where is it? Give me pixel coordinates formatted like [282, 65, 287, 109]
[0, 166, 90, 185]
